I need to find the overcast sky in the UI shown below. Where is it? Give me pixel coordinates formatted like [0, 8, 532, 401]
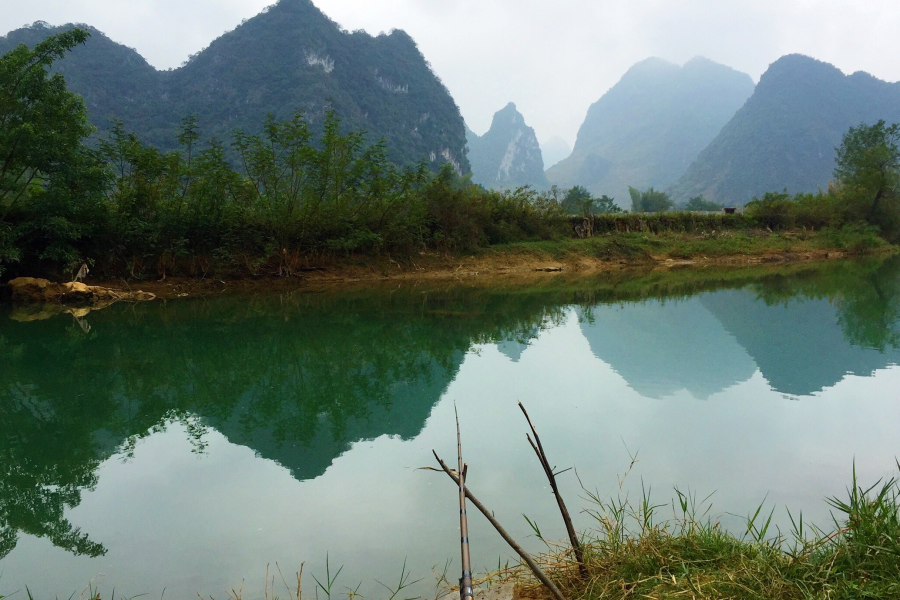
[2, 0, 900, 146]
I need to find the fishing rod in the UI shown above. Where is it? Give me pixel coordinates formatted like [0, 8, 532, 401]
[456, 405, 473, 600]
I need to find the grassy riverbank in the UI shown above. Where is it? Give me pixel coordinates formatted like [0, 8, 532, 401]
[78, 226, 896, 299]
[495, 224, 891, 262]
[492, 469, 900, 600]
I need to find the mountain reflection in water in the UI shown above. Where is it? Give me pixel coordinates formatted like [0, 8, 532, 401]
[577, 272, 900, 399]
[1, 256, 899, 594]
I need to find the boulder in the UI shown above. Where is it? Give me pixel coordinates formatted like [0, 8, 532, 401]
[6, 277, 155, 306]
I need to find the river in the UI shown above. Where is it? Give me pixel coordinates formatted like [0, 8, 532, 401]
[2, 257, 899, 598]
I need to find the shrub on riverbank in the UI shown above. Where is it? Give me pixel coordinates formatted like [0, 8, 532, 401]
[494, 227, 889, 264]
[585, 212, 749, 234]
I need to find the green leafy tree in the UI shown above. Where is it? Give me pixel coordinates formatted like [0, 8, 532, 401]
[593, 194, 622, 214]
[560, 187, 622, 215]
[629, 186, 674, 213]
[0, 28, 107, 275]
[561, 185, 593, 215]
[685, 195, 723, 212]
[834, 120, 900, 239]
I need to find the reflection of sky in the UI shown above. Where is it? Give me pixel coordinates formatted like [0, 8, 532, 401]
[4, 308, 900, 600]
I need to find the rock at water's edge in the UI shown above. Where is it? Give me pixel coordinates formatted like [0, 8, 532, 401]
[6, 277, 155, 306]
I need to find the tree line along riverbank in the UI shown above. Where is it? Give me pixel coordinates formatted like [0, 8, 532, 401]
[3, 30, 900, 285]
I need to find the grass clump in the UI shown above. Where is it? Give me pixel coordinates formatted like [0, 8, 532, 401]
[502, 466, 900, 600]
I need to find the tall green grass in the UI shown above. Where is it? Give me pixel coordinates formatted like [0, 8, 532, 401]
[503, 464, 900, 600]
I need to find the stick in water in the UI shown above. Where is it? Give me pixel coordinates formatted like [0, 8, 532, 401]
[518, 402, 587, 578]
[431, 451, 567, 600]
[455, 405, 474, 600]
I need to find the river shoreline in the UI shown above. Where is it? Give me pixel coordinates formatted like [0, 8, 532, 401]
[89, 231, 893, 300]
[2, 230, 894, 302]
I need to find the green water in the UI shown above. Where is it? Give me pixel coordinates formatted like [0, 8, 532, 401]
[2, 258, 900, 598]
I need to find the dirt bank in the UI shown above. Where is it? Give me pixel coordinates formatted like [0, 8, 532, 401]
[88, 245, 858, 300]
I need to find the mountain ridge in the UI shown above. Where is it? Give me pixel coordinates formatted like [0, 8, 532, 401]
[547, 56, 754, 206]
[466, 102, 549, 190]
[0, 0, 469, 172]
[671, 54, 900, 205]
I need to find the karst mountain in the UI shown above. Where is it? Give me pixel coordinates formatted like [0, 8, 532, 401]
[546, 57, 755, 206]
[466, 102, 548, 190]
[0, 0, 469, 171]
[672, 55, 900, 205]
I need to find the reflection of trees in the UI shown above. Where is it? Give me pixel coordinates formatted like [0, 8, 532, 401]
[2, 257, 900, 560]
[0, 288, 567, 559]
[835, 259, 900, 351]
[0, 378, 107, 559]
[752, 256, 900, 351]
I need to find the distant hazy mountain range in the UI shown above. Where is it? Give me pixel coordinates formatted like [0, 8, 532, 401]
[5, 3, 900, 203]
[0, 0, 469, 172]
[672, 55, 900, 205]
[466, 103, 548, 190]
[546, 57, 755, 206]
[540, 136, 571, 170]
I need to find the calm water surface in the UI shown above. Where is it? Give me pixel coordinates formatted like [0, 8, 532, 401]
[2, 258, 900, 598]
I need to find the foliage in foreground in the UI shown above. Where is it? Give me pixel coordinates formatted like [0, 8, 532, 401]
[504, 466, 900, 600]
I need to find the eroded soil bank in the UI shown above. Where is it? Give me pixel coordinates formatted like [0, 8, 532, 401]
[5, 230, 896, 302]
[93, 244, 871, 300]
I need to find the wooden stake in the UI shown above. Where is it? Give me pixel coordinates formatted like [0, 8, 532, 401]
[456, 406, 474, 600]
[432, 451, 567, 600]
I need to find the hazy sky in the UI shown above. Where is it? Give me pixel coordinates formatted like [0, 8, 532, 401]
[2, 0, 900, 146]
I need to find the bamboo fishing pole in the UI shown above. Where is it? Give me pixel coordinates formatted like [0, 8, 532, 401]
[456, 406, 474, 600]
[431, 451, 567, 600]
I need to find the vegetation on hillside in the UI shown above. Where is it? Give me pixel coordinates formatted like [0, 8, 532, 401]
[0, 31, 569, 279]
[1, 33, 899, 282]
[0, 0, 468, 171]
[672, 54, 900, 205]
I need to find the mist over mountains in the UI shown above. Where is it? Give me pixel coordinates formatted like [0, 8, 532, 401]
[672, 54, 900, 205]
[540, 136, 571, 170]
[0, 0, 469, 172]
[546, 57, 755, 205]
